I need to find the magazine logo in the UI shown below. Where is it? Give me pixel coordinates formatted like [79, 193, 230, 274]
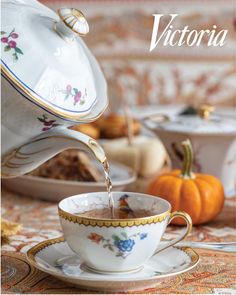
[150, 14, 228, 51]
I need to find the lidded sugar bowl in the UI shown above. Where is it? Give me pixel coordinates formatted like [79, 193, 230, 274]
[143, 105, 236, 195]
[1, 0, 108, 177]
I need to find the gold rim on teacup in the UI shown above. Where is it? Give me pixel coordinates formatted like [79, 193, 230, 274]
[58, 192, 171, 228]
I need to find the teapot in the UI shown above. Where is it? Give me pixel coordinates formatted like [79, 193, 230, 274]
[1, 0, 108, 177]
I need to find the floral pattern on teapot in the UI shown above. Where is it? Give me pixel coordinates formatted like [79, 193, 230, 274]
[88, 231, 148, 259]
[1, 29, 23, 61]
[60, 85, 87, 106]
[37, 114, 61, 131]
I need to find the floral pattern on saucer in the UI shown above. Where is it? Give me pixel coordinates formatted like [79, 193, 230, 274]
[88, 231, 148, 259]
[1, 29, 23, 61]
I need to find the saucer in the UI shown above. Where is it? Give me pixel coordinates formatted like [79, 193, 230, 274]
[26, 237, 199, 292]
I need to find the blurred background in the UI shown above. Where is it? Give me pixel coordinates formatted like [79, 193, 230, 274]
[3, 0, 236, 199]
[41, 0, 236, 111]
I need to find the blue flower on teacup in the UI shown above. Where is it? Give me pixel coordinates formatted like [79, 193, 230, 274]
[140, 233, 148, 240]
[114, 238, 135, 252]
[88, 231, 148, 259]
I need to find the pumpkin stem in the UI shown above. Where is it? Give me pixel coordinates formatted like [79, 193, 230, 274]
[180, 139, 194, 179]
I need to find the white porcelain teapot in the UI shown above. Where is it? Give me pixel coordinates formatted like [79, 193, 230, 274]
[1, 0, 108, 177]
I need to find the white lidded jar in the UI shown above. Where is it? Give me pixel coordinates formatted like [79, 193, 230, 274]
[143, 105, 236, 196]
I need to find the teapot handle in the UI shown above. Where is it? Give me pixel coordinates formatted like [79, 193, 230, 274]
[1, 127, 106, 178]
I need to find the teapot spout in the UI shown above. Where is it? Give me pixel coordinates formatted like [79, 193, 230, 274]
[1, 128, 107, 178]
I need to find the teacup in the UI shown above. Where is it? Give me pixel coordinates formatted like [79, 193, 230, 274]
[58, 192, 192, 274]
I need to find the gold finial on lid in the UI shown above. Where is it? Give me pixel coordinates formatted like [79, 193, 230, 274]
[198, 104, 215, 120]
[57, 8, 89, 37]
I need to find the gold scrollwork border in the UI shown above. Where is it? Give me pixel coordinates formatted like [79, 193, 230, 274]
[27, 236, 64, 263]
[58, 208, 170, 227]
[180, 247, 200, 265]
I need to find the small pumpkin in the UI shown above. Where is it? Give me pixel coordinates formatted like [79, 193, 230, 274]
[148, 139, 225, 225]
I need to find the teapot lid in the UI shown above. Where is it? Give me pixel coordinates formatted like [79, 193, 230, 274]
[145, 105, 236, 135]
[1, 1, 107, 122]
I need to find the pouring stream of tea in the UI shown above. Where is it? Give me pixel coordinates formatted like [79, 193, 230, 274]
[88, 138, 138, 219]
[87, 138, 115, 218]
[103, 159, 115, 218]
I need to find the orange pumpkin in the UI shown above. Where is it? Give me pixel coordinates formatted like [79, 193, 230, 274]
[148, 139, 225, 225]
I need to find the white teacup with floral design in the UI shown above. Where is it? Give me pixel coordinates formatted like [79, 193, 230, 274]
[58, 192, 192, 274]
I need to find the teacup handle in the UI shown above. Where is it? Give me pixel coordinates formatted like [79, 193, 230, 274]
[154, 211, 192, 255]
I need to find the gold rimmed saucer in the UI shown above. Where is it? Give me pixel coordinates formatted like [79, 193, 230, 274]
[26, 236, 199, 292]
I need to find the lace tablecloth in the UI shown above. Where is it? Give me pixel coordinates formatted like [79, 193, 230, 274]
[1, 188, 236, 294]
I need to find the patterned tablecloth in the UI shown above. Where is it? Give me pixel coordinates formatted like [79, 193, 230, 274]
[1, 188, 236, 294]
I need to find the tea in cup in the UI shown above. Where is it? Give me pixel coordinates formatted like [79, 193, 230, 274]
[58, 192, 192, 274]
